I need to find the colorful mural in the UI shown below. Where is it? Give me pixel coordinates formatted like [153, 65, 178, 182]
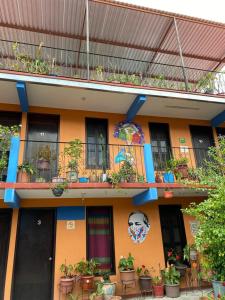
[128, 211, 150, 244]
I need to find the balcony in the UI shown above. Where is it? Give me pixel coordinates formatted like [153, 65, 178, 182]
[1, 40, 225, 97]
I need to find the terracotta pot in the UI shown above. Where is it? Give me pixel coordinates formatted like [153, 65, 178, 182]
[80, 275, 94, 290]
[94, 296, 104, 300]
[155, 174, 163, 183]
[17, 171, 30, 183]
[165, 284, 180, 298]
[176, 164, 188, 179]
[139, 276, 152, 291]
[60, 277, 74, 295]
[153, 285, 164, 298]
[37, 159, 50, 170]
[164, 190, 173, 198]
[120, 270, 135, 282]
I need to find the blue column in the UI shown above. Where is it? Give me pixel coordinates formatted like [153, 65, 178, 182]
[133, 143, 158, 205]
[4, 136, 21, 208]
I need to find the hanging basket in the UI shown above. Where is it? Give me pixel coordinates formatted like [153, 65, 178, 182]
[52, 188, 64, 197]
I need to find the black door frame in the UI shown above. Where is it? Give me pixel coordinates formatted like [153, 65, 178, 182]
[159, 205, 187, 266]
[0, 209, 12, 300]
[11, 208, 56, 300]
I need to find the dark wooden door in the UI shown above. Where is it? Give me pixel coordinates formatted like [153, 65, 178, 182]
[159, 205, 187, 265]
[149, 123, 172, 170]
[190, 125, 214, 167]
[0, 209, 12, 300]
[12, 209, 55, 300]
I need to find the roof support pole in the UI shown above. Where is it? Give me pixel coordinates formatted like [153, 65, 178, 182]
[85, 0, 90, 80]
[174, 17, 189, 92]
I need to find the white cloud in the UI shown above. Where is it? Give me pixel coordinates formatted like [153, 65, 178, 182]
[115, 0, 225, 23]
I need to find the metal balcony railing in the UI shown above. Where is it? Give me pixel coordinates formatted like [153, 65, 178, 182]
[1, 40, 225, 95]
[17, 140, 145, 184]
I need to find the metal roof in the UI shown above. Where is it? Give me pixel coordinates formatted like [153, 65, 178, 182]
[0, 0, 225, 73]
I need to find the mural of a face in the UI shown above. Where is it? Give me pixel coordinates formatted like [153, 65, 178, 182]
[128, 211, 150, 244]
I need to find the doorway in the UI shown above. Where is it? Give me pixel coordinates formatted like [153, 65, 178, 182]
[159, 205, 187, 265]
[12, 209, 55, 300]
[0, 209, 12, 300]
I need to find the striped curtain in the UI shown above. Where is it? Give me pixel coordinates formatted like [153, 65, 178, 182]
[87, 207, 113, 273]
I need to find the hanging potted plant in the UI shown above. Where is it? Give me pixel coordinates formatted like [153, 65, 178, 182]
[59, 262, 75, 295]
[118, 253, 135, 282]
[163, 188, 173, 198]
[136, 265, 153, 291]
[64, 139, 82, 183]
[152, 276, 164, 298]
[162, 265, 181, 298]
[101, 273, 116, 300]
[75, 259, 99, 290]
[17, 162, 36, 183]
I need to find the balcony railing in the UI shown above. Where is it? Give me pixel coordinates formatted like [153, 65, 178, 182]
[152, 145, 210, 179]
[1, 40, 225, 96]
[17, 140, 145, 184]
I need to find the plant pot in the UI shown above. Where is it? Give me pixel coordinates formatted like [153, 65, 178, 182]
[37, 159, 50, 170]
[80, 275, 94, 290]
[212, 280, 225, 299]
[17, 171, 30, 183]
[67, 170, 78, 182]
[101, 173, 107, 182]
[60, 277, 74, 295]
[52, 177, 66, 183]
[190, 249, 197, 261]
[89, 174, 99, 183]
[120, 270, 135, 282]
[153, 285, 164, 298]
[35, 177, 46, 183]
[176, 164, 189, 179]
[94, 296, 104, 300]
[139, 276, 152, 291]
[163, 172, 175, 183]
[164, 190, 173, 198]
[78, 177, 89, 183]
[52, 188, 64, 197]
[175, 264, 187, 277]
[155, 174, 163, 183]
[165, 284, 180, 298]
[102, 282, 116, 300]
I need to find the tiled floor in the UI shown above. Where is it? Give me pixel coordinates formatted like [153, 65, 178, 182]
[130, 289, 212, 299]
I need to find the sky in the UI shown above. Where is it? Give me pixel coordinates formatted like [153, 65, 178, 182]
[115, 0, 225, 23]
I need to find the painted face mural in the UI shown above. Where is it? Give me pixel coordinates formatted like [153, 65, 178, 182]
[128, 211, 150, 244]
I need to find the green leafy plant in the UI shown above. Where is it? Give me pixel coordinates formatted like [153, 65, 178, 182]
[18, 162, 36, 175]
[196, 72, 215, 93]
[152, 275, 163, 286]
[90, 281, 104, 300]
[183, 136, 225, 281]
[136, 265, 153, 277]
[60, 262, 75, 278]
[162, 265, 180, 285]
[75, 259, 99, 276]
[118, 253, 134, 271]
[64, 139, 83, 172]
[102, 272, 111, 283]
[119, 160, 136, 182]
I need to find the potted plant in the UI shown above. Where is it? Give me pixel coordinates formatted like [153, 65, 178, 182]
[118, 160, 136, 183]
[59, 262, 75, 295]
[78, 170, 89, 183]
[136, 265, 153, 291]
[163, 188, 173, 198]
[163, 159, 176, 183]
[152, 276, 164, 298]
[174, 157, 189, 179]
[101, 273, 116, 300]
[90, 281, 104, 300]
[89, 170, 99, 183]
[196, 72, 215, 94]
[107, 172, 121, 188]
[17, 162, 35, 183]
[162, 265, 180, 298]
[183, 244, 198, 263]
[0, 125, 19, 181]
[75, 259, 99, 290]
[37, 144, 52, 170]
[118, 253, 135, 282]
[51, 180, 68, 197]
[64, 139, 82, 182]
[155, 172, 163, 183]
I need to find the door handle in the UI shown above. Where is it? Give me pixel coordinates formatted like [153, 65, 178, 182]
[49, 257, 53, 261]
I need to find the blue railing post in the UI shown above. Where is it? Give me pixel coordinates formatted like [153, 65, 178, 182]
[133, 143, 158, 205]
[4, 136, 21, 208]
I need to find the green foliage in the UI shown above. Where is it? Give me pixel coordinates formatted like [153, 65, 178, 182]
[64, 139, 83, 171]
[183, 244, 197, 263]
[162, 265, 180, 285]
[118, 253, 134, 271]
[136, 265, 153, 277]
[37, 145, 53, 161]
[102, 272, 111, 283]
[90, 281, 104, 300]
[18, 162, 36, 175]
[183, 136, 225, 281]
[0, 125, 19, 177]
[75, 259, 99, 276]
[60, 262, 74, 278]
[152, 275, 163, 286]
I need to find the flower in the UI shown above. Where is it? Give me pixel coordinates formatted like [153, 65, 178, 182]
[142, 265, 145, 268]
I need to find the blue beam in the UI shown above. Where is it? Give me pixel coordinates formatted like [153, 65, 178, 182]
[4, 136, 21, 208]
[211, 110, 225, 127]
[133, 143, 158, 205]
[16, 81, 29, 112]
[126, 95, 146, 122]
